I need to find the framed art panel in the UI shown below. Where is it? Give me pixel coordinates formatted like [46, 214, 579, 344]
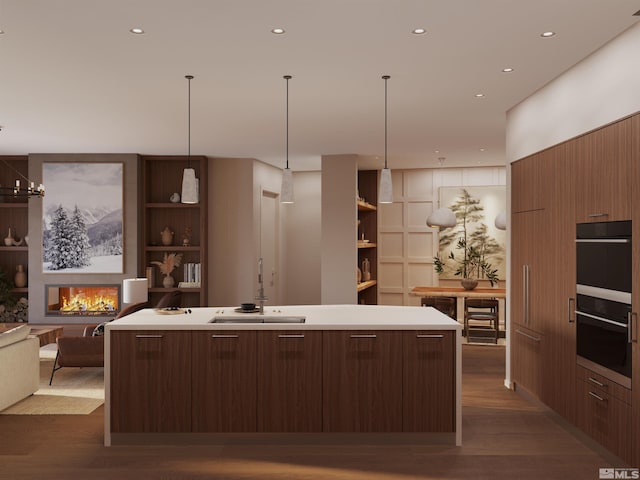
[42, 162, 124, 273]
[437, 186, 506, 281]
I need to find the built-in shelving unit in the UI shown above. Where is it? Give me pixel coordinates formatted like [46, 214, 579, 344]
[357, 170, 378, 304]
[0, 156, 30, 303]
[140, 155, 208, 307]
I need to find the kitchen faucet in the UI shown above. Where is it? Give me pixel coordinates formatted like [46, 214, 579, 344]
[255, 257, 268, 314]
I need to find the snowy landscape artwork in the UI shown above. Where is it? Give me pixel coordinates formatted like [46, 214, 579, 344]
[42, 163, 123, 273]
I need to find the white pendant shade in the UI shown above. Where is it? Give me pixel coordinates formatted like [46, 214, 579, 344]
[122, 278, 149, 305]
[426, 207, 457, 228]
[378, 167, 393, 204]
[495, 211, 507, 230]
[281, 167, 294, 203]
[181, 168, 198, 204]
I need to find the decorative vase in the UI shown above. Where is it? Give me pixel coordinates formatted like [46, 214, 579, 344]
[163, 274, 175, 288]
[461, 278, 478, 290]
[14, 265, 27, 288]
[4, 227, 13, 247]
[361, 258, 371, 282]
[160, 227, 174, 246]
[357, 267, 362, 283]
[24, 234, 29, 246]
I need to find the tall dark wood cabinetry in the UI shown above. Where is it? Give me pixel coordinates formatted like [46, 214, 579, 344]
[140, 156, 208, 307]
[631, 114, 640, 467]
[511, 113, 638, 464]
[0, 156, 30, 306]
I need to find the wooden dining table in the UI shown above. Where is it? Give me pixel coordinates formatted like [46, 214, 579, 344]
[410, 286, 506, 325]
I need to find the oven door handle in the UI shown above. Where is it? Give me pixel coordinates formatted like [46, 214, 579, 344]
[575, 310, 627, 329]
[629, 312, 637, 344]
[575, 238, 630, 244]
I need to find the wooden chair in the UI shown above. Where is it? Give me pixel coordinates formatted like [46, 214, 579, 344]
[464, 298, 499, 343]
[421, 296, 457, 320]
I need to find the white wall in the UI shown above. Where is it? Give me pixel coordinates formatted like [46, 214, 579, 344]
[283, 171, 322, 305]
[506, 22, 640, 163]
[321, 154, 358, 304]
[209, 157, 254, 307]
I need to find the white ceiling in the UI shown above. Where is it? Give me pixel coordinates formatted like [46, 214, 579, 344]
[0, 0, 638, 171]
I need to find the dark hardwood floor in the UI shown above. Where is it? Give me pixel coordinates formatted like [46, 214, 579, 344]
[0, 344, 628, 479]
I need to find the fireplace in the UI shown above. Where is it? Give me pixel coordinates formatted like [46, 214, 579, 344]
[46, 285, 120, 317]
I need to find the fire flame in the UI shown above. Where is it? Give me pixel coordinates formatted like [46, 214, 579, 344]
[59, 290, 118, 315]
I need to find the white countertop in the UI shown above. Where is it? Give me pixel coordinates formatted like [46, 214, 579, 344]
[106, 304, 462, 331]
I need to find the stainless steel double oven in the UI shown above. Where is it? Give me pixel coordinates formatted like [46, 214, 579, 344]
[575, 220, 632, 388]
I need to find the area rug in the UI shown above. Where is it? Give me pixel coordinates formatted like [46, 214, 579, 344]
[0, 347, 104, 415]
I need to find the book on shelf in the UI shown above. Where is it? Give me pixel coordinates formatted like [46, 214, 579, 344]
[182, 262, 201, 284]
[178, 281, 201, 288]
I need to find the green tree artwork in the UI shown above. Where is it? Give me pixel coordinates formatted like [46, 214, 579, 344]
[433, 188, 505, 285]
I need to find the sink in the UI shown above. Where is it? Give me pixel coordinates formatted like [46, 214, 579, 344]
[210, 315, 305, 324]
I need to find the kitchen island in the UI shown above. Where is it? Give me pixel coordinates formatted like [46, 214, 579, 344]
[104, 304, 462, 446]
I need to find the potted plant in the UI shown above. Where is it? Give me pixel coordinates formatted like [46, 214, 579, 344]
[433, 189, 500, 289]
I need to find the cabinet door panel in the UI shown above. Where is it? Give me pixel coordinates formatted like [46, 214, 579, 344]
[323, 331, 402, 432]
[576, 379, 632, 462]
[192, 331, 257, 432]
[110, 330, 191, 433]
[511, 154, 549, 213]
[402, 331, 454, 432]
[511, 326, 543, 396]
[510, 209, 551, 333]
[257, 331, 322, 432]
[574, 119, 631, 223]
[542, 141, 577, 421]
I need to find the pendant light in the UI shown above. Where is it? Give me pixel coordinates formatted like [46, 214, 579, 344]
[280, 75, 294, 204]
[181, 74, 198, 204]
[378, 75, 393, 204]
[426, 157, 456, 228]
[426, 208, 457, 228]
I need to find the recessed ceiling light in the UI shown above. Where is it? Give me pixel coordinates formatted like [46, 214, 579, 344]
[412, 28, 426, 35]
[475, 93, 485, 98]
[540, 31, 555, 38]
[434, 150, 440, 153]
[502, 67, 514, 73]
[479, 148, 486, 152]
[271, 27, 285, 34]
[0, 29, 4, 34]
[129, 27, 145, 34]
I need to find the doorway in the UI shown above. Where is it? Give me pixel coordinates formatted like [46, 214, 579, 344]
[260, 190, 280, 305]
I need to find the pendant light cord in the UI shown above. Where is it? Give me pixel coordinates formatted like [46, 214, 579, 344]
[284, 75, 291, 169]
[383, 75, 390, 169]
[186, 75, 193, 168]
